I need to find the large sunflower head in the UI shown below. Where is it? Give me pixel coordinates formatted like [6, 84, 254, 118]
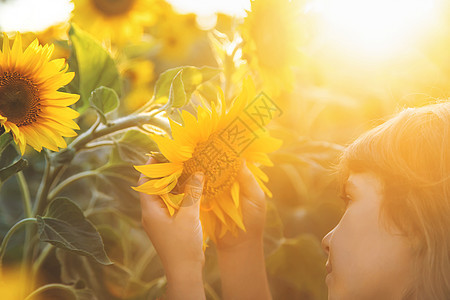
[241, 0, 307, 96]
[133, 79, 282, 244]
[71, 0, 157, 44]
[0, 33, 80, 154]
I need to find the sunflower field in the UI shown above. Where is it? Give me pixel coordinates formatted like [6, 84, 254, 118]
[0, 0, 449, 299]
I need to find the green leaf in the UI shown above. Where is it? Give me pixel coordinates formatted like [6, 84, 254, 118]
[0, 158, 28, 184]
[122, 39, 157, 59]
[154, 66, 220, 108]
[37, 197, 112, 265]
[168, 70, 186, 108]
[27, 283, 97, 300]
[0, 133, 13, 154]
[68, 24, 121, 113]
[89, 86, 120, 124]
[115, 129, 158, 164]
[97, 152, 141, 220]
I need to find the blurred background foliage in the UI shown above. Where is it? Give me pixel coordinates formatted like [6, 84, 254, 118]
[0, 0, 449, 299]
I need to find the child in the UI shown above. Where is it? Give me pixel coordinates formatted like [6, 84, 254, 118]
[139, 101, 450, 299]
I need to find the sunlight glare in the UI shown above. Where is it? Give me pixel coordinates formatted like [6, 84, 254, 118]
[314, 0, 438, 59]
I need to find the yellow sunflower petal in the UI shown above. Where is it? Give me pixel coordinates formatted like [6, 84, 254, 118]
[168, 193, 185, 207]
[255, 176, 272, 198]
[151, 134, 192, 163]
[216, 196, 245, 231]
[197, 106, 214, 142]
[245, 152, 274, 167]
[36, 122, 67, 149]
[29, 126, 59, 152]
[11, 34, 22, 64]
[247, 163, 269, 183]
[2, 33, 11, 62]
[169, 118, 196, 148]
[200, 211, 217, 244]
[159, 195, 176, 216]
[211, 203, 227, 226]
[181, 110, 200, 139]
[159, 193, 187, 211]
[132, 178, 178, 195]
[19, 127, 43, 152]
[231, 181, 240, 208]
[152, 171, 182, 189]
[39, 119, 78, 137]
[243, 134, 283, 154]
[41, 106, 80, 120]
[6, 122, 25, 146]
[39, 113, 80, 130]
[134, 162, 183, 178]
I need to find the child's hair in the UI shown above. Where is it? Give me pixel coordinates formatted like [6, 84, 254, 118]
[338, 101, 450, 299]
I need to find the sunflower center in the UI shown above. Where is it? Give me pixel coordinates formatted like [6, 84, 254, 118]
[0, 72, 41, 127]
[180, 133, 241, 201]
[92, 0, 136, 16]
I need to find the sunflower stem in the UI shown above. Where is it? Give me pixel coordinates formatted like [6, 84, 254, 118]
[134, 246, 157, 279]
[91, 116, 101, 133]
[66, 110, 167, 152]
[204, 282, 221, 300]
[16, 171, 33, 295]
[48, 170, 98, 200]
[16, 171, 32, 218]
[0, 218, 37, 272]
[82, 140, 116, 150]
[34, 151, 52, 216]
[30, 244, 53, 289]
[24, 283, 76, 300]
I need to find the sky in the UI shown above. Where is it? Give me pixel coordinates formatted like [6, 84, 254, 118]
[0, 0, 250, 32]
[0, 0, 439, 63]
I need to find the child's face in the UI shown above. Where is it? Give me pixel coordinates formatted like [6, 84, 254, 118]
[322, 172, 415, 299]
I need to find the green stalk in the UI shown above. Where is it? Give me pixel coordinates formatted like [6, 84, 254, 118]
[17, 172, 32, 218]
[134, 247, 156, 279]
[47, 170, 98, 200]
[205, 282, 221, 300]
[67, 111, 167, 152]
[33, 151, 52, 216]
[30, 244, 53, 291]
[0, 218, 37, 270]
[24, 283, 76, 300]
[16, 171, 33, 297]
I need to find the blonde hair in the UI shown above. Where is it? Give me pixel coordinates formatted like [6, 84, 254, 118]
[338, 101, 450, 299]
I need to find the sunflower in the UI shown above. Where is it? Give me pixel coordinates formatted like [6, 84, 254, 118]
[121, 58, 154, 113]
[16, 23, 71, 60]
[133, 80, 282, 243]
[0, 33, 80, 154]
[71, 0, 157, 44]
[152, 7, 203, 63]
[240, 0, 307, 96]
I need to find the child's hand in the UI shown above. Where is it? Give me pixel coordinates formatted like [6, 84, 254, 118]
[139, 158, 205, 282]
[216, 160, 267, 251]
